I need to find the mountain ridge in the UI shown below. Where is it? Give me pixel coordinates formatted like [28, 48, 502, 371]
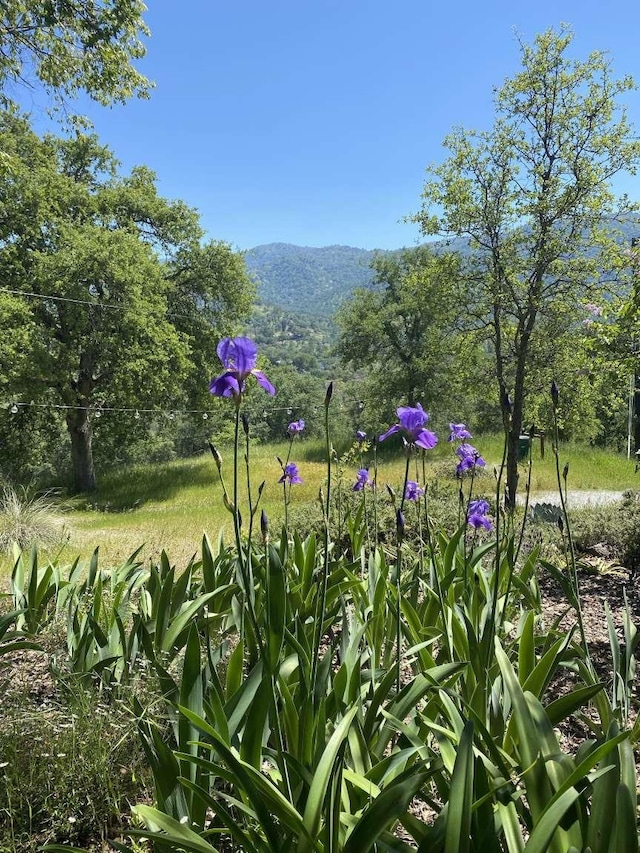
[245, 216, 640, 317]
[244, 243, 386, 317]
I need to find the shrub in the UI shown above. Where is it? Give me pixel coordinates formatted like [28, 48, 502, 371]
[570, 489, 640, 572]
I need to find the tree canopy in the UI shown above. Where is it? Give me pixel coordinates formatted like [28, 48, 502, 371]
[0, 0, 151, 108]
[0, 115, 253, 491]
[336, 246, 485, 428]
[412, 26, 640, 503]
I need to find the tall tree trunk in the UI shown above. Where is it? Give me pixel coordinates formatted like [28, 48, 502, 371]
[66, 407, 96, 492]
[634, 369, 640, 454]
[505, 415, 523, 510]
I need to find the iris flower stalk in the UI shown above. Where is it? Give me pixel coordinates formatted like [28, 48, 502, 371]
[449, 424, 488, 564]
[551, 382, 591, 670]
[395, 508, 405, 694]
[310, 382, 333, 707]
[354, 430, 373, 551]
[380, 403, 438, 514]
[209, 337, 274, 662]
[380, 404, 437, 693]
[352, 468, 374, 553]
[484, 401, 511, 675]
[279, 419, 304, 533]
[278, 461, 302, 530]
[210, 337, 292, 797]
[406, 470, 426, 607]
[457, 444, 485, 562]
[260, 509, 295, 802]
[372, 437, 379, 547]
[419, 452, 452, 658]
[448, 421, 498, 663]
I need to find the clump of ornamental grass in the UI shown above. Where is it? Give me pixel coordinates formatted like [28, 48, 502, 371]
[0, 484, 68, 553]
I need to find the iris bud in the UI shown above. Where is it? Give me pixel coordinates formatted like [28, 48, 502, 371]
[208, 442, 223, 471]
[324, 381, 333, 407]
[551, 380, 559, 408]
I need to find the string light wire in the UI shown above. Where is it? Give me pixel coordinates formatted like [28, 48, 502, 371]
[5, 397, 368, 418]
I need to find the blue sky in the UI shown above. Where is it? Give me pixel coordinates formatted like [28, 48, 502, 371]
[22, 0, 640, 250]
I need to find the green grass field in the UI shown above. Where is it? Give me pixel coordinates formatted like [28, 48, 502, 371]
[3, 435, 638, 573]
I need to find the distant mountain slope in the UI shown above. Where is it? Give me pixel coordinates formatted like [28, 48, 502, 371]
[244, 243, 387, 316]
[245, 216, 640, 317]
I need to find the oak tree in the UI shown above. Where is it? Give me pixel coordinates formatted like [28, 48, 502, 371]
[0, 0, 151, 108]
[336, 246, 484, 429]
[0, 115, 253, 491]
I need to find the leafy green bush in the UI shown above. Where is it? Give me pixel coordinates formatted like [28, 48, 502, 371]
[570, 490, 640, 571]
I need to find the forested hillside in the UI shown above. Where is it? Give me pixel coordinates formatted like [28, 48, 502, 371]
[245, 302, 338, 375]
[244, 243, 386, 316]
[246, 217, 640, 319]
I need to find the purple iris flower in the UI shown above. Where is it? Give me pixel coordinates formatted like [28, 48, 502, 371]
[288, 419, 305, 436]
[355, 429, 367, 442]
[352, 468, 373, 491]
[404, 480, 425, 501]
[379, 404, 438, 451]
[279, 462, 302, 485]
[209, 337, 275, 399]
[449, 422, 472, 442]
[455, 443, 486, 476]
[467, 498, 492, 531]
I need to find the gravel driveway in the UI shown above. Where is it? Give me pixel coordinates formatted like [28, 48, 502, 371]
[521, 490, 625, 509]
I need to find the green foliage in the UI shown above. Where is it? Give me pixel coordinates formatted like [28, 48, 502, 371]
[1, 396, 639, 849]
[1, 491, 638, 850]
[0, 0, 152, 109]
[570, 490, 640, 571]
[0, 679, 151, 852]
[336, 245, 487, 422]
[247, 301, 339, 375]
[245, 242, 382, 316]
[11, 546, 63, 633]
[243, 362, 330, 442]
[0, 114, 254, 491]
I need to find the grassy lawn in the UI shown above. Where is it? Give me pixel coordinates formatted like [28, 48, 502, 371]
[2, 435, 638, 574]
